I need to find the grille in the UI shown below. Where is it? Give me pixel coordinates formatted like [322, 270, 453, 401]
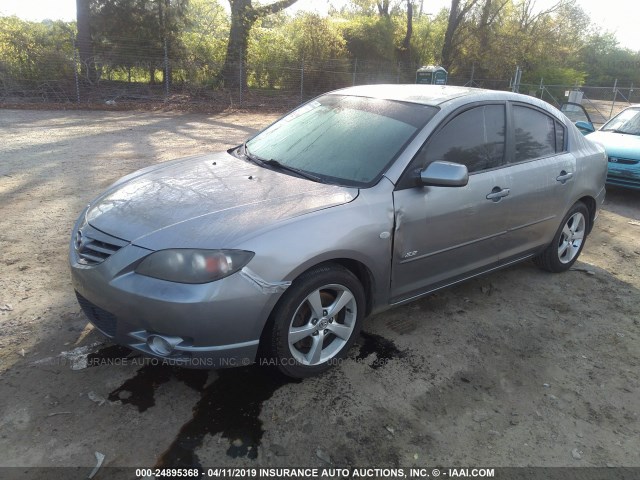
[608, 157, 638, 165]
[607, 173, 640, 188]
[75, 224, 128, 265]
[75, 292, 117, 337]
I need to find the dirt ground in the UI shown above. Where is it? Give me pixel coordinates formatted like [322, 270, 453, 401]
[1, 109, 639, 475]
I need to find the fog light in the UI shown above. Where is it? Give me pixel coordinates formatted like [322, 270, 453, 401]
[147, 335, 183, 356]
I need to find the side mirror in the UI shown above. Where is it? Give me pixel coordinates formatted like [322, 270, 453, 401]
[575, 120, 595, 135]
[420, 161, 469, 187]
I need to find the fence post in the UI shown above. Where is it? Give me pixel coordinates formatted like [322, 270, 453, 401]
[163, 38, 169, 102]
[511, 65, 521, 93]
[72, 36, 80, 104]
[239, 60, 243, 107]
[630, 83, 634, 103]
[610, 78, 618, 119]
[300, 57, 304, 103]
[352, 58, 358, 86]
[539, 77, 544, 100]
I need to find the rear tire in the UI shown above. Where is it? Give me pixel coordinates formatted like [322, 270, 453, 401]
[265, 263, 365, 378]
[534, 201, 590, 273]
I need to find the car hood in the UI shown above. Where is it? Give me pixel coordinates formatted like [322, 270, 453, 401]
[86, 152, 357, 250]
[588, 131, 640, 159]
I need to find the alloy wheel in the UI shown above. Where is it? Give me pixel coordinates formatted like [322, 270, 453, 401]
[287, 284, 357, 366]
[558, 212, 586, 264]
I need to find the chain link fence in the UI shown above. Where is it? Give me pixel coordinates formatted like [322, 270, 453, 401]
[0, 38, 634, 119]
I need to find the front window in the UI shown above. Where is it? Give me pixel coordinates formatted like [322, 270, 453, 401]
[601, 107, 640, 135]
[419, 104, 506, 173]
[245, 94, 437, 186]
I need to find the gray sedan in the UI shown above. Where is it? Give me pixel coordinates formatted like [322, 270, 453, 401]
[70, 85, 607, 378]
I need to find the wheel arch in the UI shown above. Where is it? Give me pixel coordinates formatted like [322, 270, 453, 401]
[577, 195, 596, 234]
[257, 257, 377, 357]
[325, 258, 376, 317]
[284, 252, 381, 316]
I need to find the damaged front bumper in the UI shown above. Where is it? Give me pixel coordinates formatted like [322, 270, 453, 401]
[69, 227, 288, 369]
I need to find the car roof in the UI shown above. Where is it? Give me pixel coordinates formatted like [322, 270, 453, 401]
[330, 84, 528, 106]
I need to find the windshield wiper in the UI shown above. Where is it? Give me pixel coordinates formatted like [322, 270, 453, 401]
[242, 143, 265, 165]
[242, 144, 323, 183]
[601, 128, 637, 135]
[261, 159, 324, 183]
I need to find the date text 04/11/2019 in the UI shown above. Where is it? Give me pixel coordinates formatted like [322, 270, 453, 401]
[206, 468, 408, 478]
[137, 467, 497, 478]
[204, 468, 495, 478]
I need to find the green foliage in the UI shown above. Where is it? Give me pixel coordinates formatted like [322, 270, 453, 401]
[0, 16, 76, 88]
[338, 14, 396, 62]
[580, 33, 640, 86]
[248, 13, 296, 88]
[247, 13, 349, 92]
[442, 0, 630, 89]
[177, 0, 229, 85]
[90, 0, 189, 83]
[289, 14, 347, 61]
[411, 10, 448, 67]
[2, 0, 639, 95]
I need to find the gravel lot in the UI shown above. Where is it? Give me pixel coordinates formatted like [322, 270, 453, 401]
[1, 109, 639, 474]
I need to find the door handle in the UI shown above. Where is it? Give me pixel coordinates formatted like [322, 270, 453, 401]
[486, 187, 510, 202]
[556, 171, 574, 183]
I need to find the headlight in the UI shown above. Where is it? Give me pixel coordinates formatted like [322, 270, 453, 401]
[135, 249, 254, 284]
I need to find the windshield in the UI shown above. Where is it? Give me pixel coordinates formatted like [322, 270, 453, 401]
[601, 107, 640, 135]
[245, 94, 437, 186]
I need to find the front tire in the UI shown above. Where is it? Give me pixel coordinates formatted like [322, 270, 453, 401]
[266, 263, 365, 378]
[534, 201, 590, 273]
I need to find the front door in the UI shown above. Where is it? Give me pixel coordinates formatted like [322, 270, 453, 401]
[390, 103, 510, 302]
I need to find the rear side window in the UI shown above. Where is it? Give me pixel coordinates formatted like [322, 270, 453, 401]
[414, 104, 506, 174]
[513, 106, 556, 162]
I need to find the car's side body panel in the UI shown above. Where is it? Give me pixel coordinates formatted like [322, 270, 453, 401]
[390, 169, 509, 302]
[237, 176, 396, 315]
[499, 153, 577, 260]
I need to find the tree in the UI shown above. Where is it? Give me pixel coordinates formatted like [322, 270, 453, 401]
[0, 17, 76, 91]
[441, 0, 480, 71]
[377, 1, 391, 17]
[339, 14, 396, 63]
[91, 0, 188, 84]
[221, 0, 299, 89]
[157, 0, 190, 85]
[179, 0, 229, 86]
[411, 8, 447, 67]
[76, 0, 96, 82]
[457, 0, 508, 79]
[396, 0, 414, 69]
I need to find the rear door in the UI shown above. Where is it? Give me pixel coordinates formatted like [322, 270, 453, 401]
[499, 103, 576, 260]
